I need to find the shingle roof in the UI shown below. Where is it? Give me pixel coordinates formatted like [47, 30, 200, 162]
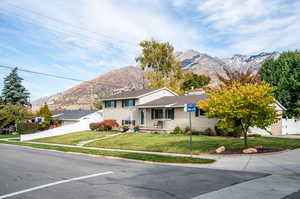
[100, 88, 161, 100]
[51, 110, 97, 120]
[138, 95, 207, 107]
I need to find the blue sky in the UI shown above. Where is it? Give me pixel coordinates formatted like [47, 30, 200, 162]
[0, 0, 299, 100]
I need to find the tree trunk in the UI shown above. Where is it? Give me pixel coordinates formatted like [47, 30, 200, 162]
[243, 130, 248, 148]
[241, 122, 249, 148]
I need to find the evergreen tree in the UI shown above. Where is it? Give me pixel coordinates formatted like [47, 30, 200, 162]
[0, 96, 3, 104]
[259, 52, 300, 118]
[1, 67, 30, 105]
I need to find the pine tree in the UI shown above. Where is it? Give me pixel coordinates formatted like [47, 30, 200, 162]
[1, 67, 30, 105]
[0, 96, 3, 105]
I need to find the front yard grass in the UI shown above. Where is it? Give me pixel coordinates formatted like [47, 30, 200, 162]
[0, 134, 19, 139]
[86, 133, 300, 154]
[0, 140, 214, 164]
[33, 131, 117, 145]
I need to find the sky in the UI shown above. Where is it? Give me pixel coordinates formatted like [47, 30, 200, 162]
[0, 0, 299, 101]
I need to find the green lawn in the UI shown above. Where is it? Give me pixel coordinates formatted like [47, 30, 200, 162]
[0, 140, 214, 164]
[0, 134, 19, 139]
[33, 131, 117, 145]
[86, 133, 300, 154]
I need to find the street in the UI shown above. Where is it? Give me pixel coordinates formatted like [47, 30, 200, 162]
[0, 144, 267, 199]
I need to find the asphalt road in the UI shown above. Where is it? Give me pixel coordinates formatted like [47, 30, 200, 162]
[0, 144, 267, 199]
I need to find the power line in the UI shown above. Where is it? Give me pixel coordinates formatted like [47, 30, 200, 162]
[0, 64, 123, 88]
[2, 2, 135, 48]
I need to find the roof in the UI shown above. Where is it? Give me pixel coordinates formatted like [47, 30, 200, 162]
[138, 95, 207, 108]
[100, 88, 177, 100]
[51, 110, 97, 120]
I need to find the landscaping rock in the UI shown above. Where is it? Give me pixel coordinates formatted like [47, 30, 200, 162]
[243, 148, 258, 154]
[216, 146, 226, 154]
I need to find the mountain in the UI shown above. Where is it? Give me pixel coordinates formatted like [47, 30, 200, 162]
[32, 66, 144, 110]
[32, 50, 280, 110]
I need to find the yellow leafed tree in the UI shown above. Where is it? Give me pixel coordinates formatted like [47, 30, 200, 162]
[198, 81, 280, 147]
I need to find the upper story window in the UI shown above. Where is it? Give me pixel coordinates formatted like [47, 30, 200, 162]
[104, 100, 117, 108]
[122, 99, 135, 107]
[195, 107, 206, 117]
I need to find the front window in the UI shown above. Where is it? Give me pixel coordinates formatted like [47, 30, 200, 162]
[104, 100, 117, 108]
[122, 99, 135, 107]
[151, 108, 175, 120]
[195, 107, 206, 117]
[165, 108, 174, 119]
[151, 109, 163, 119]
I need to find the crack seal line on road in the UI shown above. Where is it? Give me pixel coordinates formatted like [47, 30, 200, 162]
[0, 171, 113, 199]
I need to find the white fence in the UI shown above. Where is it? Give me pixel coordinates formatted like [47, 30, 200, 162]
[282, 118, 300, 135]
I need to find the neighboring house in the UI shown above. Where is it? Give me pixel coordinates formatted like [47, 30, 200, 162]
[101, 88, 217, 133]
[101, 87, 286, 135]
[51, 110, 103, 126]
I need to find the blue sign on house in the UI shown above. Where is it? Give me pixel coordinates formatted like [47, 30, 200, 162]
[184, 104, 196, 112]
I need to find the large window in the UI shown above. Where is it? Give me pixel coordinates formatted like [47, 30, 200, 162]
[195, 107, 206, 117]
[122, 99, 135, 107]
[151, 108, 175, 120]
[151, 109, 163, 119]
[166, 108, 175, 119]
[104, 100, 117, 108]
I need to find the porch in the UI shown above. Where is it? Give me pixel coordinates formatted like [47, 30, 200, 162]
[138, 108, 175, 133]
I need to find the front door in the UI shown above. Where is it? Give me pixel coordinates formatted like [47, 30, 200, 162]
[140, 110, 145, 126]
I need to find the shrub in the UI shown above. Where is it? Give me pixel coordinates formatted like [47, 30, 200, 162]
[191, 131, 202, 136]
[202, 128, 215, 136]
[89, 120, 119, 131]
[184, 127, 191, 134]
[17, 122, 39, 134]
[214, 121, 242, 137]
[172, 126, 183, 134]
[248, 134, 262, 138]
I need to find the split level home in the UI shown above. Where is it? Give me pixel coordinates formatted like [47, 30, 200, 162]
[101, 88, 286, 135]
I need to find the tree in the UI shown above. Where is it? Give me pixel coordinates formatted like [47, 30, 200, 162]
[92, 101, 103, 110]
[0, 96, 3, 104]
[259, 52, 300, 118]
[216, 67, 261, 86]
[1, 67, 30, 105]
[136, 40, 184, 94]
[0, 105, 32, 129]
[36, 103, 52, 129]
[198, 82, 279, 148]
[181, 72, 211, 91]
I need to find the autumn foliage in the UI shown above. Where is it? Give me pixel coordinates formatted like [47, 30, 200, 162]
[90, 120, 120, 131]
[199, 81, 279, 147]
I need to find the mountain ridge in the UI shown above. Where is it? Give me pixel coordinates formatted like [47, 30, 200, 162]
[32, 50, 280, 110]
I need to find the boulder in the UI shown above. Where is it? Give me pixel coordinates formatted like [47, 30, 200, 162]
[216, 146, 226, 154]
[243, 148, 258, 154]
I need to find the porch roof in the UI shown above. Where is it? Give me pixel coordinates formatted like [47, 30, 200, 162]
[137, 95, 207, 108]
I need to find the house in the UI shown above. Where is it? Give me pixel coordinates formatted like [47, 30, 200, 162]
[51, 110, 103, 126]
[101, 87, 286, 135]
[101, 88, 217, 133]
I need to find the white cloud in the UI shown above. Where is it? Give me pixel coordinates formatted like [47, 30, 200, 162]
[195, 0, 300, 54]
